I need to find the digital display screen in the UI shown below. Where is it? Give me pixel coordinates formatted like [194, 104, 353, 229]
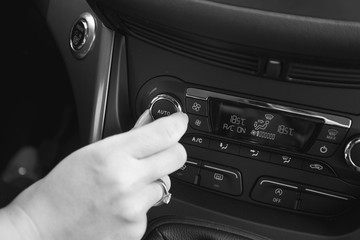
[211, 100, 322, 151]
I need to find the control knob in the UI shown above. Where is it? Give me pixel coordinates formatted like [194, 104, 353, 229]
[149, 94, 182, 120]
[344, 136, 360, 172]
[69, 12, 96, 59]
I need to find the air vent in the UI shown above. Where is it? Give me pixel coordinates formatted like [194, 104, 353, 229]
[123, 21, 260, 75]
[288, 63, 360, 87]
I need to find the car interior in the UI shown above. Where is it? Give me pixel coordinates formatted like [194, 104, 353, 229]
[3, 0, 360, 239]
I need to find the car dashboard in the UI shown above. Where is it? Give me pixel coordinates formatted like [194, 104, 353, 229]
[35, 0, 360, 239]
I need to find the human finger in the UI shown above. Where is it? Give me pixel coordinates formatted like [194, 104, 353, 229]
[159, 175, 171, 191]
[151, 176, 172, 207]
[138, 143, 187, 184]
[122, 176, 172, 220]
[133, 109, 152, 129]
[121, 112, 188, 159]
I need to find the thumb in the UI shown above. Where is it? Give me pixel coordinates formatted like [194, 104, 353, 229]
[133, 110, 153, 129]
[122, 112, 188, 158]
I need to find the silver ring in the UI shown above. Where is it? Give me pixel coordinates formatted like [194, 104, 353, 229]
[154, 179, 172, 206]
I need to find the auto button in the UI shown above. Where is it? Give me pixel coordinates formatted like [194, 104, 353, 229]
[149, 94, 182, 120]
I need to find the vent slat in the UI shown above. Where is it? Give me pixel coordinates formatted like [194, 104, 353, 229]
[290, 71, 360, 80]
[291, 64, 360, 74]
[289, 73, 360, 83]
[124, 21, 260, 74]
[288, 63, 360, 86]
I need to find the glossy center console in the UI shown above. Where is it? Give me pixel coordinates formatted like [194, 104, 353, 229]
[92, 0, 360, 238]
[136, 76, 360, 218]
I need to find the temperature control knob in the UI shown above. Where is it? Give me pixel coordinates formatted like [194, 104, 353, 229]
[149, 94, 182, 120]
[344, 136, 360, 172]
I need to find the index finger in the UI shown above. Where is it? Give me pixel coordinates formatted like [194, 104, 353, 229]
[120, 112, 188, 159]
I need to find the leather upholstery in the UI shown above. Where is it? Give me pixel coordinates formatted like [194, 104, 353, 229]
[143, 217, 270, 240]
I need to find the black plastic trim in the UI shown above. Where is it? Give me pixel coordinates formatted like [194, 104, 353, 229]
[87, 0, 360, 59]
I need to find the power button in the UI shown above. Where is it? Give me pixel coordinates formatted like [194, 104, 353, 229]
[308, 141, 338, 157]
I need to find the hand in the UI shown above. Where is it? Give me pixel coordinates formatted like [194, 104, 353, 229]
[2, 110, 188, 240]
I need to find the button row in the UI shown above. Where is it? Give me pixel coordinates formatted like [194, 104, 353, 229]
[185, 96, 212, 133]
[181, 134, 336, 177]
[251, 177, 355, 215]
[187, 116, 342, 158]
[171, 159, 242, 196]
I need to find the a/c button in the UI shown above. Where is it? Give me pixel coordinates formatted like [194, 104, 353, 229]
[180, 135, 210, 149]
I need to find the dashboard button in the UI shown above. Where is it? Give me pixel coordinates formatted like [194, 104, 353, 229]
[200, 164, 242, 195]
[264, 59, 282, 79]
[317, 125, 348, 144]
[301, 160, 336, 177]
[186, 97, 208, 116]
[172, 162, 200, 184]
[270, 154, 302, 169]
[209, 139, 239, 155]
[186, 159, 202, 166]
[307, 141, 338, 157]
[149, 94, 182, 120]
[299, 188, 354, 215]
[251, 178, 300, 210]
[239, 147, 270, 161]
[188, 115, 211, 132]
[181, 135, 210, 149]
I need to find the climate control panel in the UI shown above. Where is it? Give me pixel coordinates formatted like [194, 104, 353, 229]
[139, 77, 360, 216]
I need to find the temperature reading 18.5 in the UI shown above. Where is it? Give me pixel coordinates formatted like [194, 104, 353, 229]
[230, 115, 246, 125]
[277, 125, 294, 136]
